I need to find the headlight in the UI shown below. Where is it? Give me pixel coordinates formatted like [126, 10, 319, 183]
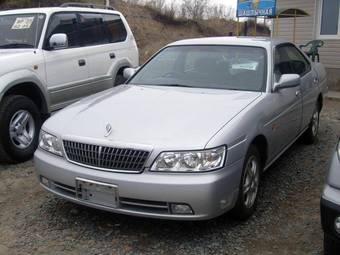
[151, 146, 226, 172]
[39, 130, 63, 157]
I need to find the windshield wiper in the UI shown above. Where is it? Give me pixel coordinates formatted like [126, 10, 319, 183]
[0, 43, 34, 49]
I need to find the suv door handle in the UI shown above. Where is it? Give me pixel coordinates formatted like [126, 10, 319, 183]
[296, 90, 302, 97]
[109, 53, 116, 59]
[313, 77, 319, 84]
[78, 59, 86, 67]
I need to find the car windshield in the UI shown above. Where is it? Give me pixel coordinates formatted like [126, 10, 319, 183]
[0, 13, 46, 49]
[129, 45, 267, 92]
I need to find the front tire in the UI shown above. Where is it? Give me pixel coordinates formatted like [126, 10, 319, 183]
[303, 105, 320, 144]
[324, 234, 340, 255]
[0, 95, 41, 163]
[231, 145, 262, 220]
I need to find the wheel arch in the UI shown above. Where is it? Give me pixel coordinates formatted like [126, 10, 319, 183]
[317, 93, 323, 111]
[2, 82, 49, 115]
[111, 59, 133, 81]
[0, 70, 50, 115]
[249, 134, 268, 168]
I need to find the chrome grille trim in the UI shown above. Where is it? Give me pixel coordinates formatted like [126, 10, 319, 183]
[63, 140, 150, 173]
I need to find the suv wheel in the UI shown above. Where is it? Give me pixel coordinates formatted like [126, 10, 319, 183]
[303, 104, 320, 144]
[324, 234, 340, 255]
[231, 145, 261, 220]
[114, 74, 126, 86]
[0, 95, 41, 163]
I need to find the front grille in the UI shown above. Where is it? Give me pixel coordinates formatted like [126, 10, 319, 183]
[63, 140, 150, 172]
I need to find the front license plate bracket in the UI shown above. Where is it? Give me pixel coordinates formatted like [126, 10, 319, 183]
[76, 178, 119, 208]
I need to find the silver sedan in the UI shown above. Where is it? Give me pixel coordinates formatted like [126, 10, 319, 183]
[35, 37, 328, 220]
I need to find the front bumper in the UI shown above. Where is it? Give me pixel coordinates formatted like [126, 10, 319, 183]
[321, 185, 340, 241]
[34, 149, 243, 220]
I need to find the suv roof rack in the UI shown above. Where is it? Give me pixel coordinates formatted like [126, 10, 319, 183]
[60, 2, 115, 10]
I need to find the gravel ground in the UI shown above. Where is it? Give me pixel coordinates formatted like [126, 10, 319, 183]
[0, 99, 339, 255]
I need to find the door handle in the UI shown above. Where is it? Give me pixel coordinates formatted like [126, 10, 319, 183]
[296, 90, 301, 97]
[109, 53, 116, 59]
[313, 77, 319, 84]
[78, 59, 86, 67]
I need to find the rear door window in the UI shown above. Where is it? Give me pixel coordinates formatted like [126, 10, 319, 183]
[45, 13, 80, 48]
[102, 14, 127, 43]
[78, 13, 109, 46]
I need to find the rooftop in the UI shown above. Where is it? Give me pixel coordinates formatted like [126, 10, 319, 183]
[0, 6, 120, 16]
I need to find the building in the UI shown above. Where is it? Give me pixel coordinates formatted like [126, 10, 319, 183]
[275, 0, 340, 91]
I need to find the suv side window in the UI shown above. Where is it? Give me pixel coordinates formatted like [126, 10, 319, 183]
[45, 13, 80, 48]
[79, 13, 109, 46]
[274, 44, 311, 82]
[102, 14, 127, 43]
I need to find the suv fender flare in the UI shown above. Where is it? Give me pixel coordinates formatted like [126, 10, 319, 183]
[110, 58, 135, 79]
[0, 69, 50, 113]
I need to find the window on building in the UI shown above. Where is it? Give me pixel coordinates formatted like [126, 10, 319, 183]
[319, 0, 340, 38]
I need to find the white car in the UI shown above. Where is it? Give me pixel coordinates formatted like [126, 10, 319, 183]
[35, 37, 327, 221]
[0, 3, 139, 163]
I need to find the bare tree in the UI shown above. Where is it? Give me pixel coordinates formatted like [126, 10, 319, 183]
[181, 0, 209, 20]
[206, 4, 234, 20]
[147, 0, 166, 11]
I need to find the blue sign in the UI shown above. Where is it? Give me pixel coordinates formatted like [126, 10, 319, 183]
[237, 0, 276, 17]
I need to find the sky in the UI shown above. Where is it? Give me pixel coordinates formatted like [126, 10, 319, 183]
[213, 0, 237, 9]
[166, 0, 238, 17]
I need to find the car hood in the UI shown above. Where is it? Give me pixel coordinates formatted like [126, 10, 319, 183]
[45, 85, 261, 150]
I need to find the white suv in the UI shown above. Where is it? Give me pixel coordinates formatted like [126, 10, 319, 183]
[0, 3, 138, 163]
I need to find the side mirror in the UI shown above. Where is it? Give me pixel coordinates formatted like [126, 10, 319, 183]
[123, 67, 139, 80]
[49, 33, 68, 50]
[273, 74, 301, 92]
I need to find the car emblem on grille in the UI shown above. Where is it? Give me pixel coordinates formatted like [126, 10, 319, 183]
[105, 124, 112, 137]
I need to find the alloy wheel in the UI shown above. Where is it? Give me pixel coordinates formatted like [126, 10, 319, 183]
[9, 110, 35, 149]
[311, 110, 319, 137]
[243, 156, 260, 209]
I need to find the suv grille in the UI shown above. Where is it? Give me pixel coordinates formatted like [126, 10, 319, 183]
[63, 141, 150, 172]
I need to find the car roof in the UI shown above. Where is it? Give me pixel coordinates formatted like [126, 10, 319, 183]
[0, 7, 122, 16]
[168, 36, 288, 48]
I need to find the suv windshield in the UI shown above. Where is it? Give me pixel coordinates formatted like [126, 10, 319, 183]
[129, 45, 267, 92]
[0, 13, 46, 49]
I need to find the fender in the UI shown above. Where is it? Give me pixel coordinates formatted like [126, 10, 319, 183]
[109, 57, 135, 80]
[0, 69, 50, 113]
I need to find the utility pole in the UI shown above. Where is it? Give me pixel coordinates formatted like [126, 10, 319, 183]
[106, 0, 110, 7]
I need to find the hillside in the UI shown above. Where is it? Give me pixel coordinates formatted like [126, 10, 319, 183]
[0, 0, 269, 63]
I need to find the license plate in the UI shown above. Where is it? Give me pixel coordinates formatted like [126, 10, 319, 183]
[76, 178, 118, 208]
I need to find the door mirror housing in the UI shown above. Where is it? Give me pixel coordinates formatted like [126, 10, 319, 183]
[274, 74, 301, 92]
[123, 67, 139, 80]
[49, 34, 68, 50]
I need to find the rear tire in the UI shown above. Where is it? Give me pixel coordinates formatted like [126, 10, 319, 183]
[114, 74, 126, 86]
[230, 145, 262, 220]
[0, 95, 41, 163]
[302, 104, 320, 144]
[324, 233, 340, 255]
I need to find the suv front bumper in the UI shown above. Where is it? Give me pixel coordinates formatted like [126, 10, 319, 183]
[34, 149, 243, 220]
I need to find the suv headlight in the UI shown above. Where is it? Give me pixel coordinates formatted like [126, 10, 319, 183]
[39, 130, 63, 157]
[151, 146, 226, 172]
